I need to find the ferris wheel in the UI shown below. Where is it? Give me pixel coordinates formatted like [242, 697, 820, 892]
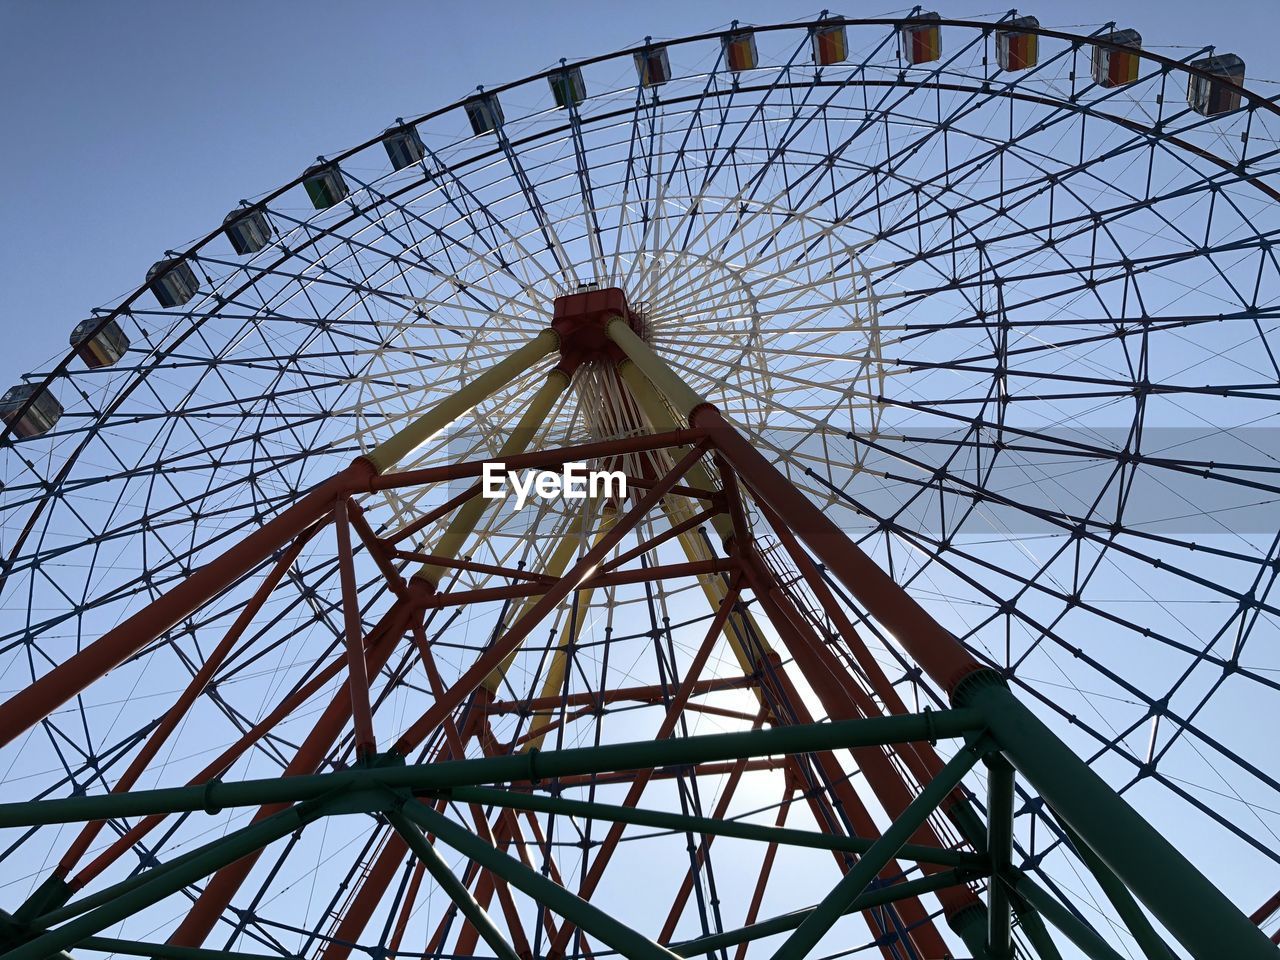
[1, 11, 1278, 960]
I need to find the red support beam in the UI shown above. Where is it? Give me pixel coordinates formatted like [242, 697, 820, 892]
[170, 587, 423, 947]
[541, 758, 788, 790]
[384, 481, 481, 547]
[347, 499, 407, 597]
[544, 576, 745, 958]
[483, 675, 759, 715]
[734, 778, 796, 960]
[334, 499, 378, 761]
[319, 625, 529, 960]
[740, 544, 980, 926]
[697, 405, 986, 698]
[715, 452, 979, 941]
[391, 550, 557, 585]
[657, 711, 766, 944]
[416, 558, 739, 610]
[599, 505, 722, 574]
[710, 460, 951, 960]
[620, 473, 723, 504]
[56, 526, 314, 878]
[0, 459, 379, 750]
[754, 496, 959, 792]
[0, 429, 705, 753]
[371, 428, 707, 492]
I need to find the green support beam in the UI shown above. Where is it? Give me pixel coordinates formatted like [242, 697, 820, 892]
[29, 792, 384, 929]
[671, 869, 985, 957]
[917, 765, 1066, 960]
[986, 757, 1015, 959]
[0, 710, 985, 828]
[399, 798, 681, 960]
[1056, 818, 1177, 960]
[2, 791, 366, 960]
[959, 675, 1277, 959]
[771, 742, 984, 960]
[5, 681, 1230, 960]
[386, 809, 522, 960]
[80, 937, 296, 960]
[1015, 904, 1066, 960]
[1003, 870, 1129, 960]
[948, 904, 998, 960]
[449, 785, 986, 868]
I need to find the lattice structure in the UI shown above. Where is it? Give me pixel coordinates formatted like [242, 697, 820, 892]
[2, 15, 1279, 960]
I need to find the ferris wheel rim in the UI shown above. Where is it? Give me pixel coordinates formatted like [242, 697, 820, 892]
[4, 12, 1276, 454]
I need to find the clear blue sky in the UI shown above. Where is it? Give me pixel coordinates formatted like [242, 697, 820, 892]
[0, 0, 1277, 386]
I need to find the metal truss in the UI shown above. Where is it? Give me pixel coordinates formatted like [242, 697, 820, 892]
[2, 14, 1279, 960]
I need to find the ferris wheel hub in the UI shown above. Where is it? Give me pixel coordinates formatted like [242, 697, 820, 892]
[551, 285, 645, 374]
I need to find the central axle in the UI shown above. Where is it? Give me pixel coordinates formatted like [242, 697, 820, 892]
[551, 285, 645, 374]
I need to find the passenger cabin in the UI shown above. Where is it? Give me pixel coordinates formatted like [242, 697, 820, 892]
[722, 29, 758, 72]
[383, 123, 427, 170]
[223, 206, 273, 255]
[70, 317, 129, 369]
[1092, 30, 1142, 88]
[634, 44, 672, 87]
[464, 93, 504, 135]
[147, 258, 199, 308]
[549, 66, 587, 109]
[812, 23, 848, 66]
[0, 383, 62, 440]
[901, 12, 942, 65]
[1188, 54, 1245, 116]
[303, 162, 349, 209]
[996, 16, 1039, 72]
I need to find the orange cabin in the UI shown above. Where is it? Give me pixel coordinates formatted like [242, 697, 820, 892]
[996, 16, 1039, 72]
[1092, 29, 1142, 88]
[722, 29, 758, 72]
[812, 23, 848, 66]
[901, 12, 942, 65]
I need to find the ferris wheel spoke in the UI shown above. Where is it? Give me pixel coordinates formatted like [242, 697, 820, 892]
[343, 168, 555, 303]
[608, 89, 664, 283]
[875, 392, 1280, 505]
[813, 477, 1280, 805]
[860, 172, 1259, 330]
[846, 495, 1279, 718]
[704, 83, 1248, 312]
[845, 429, 1280, 613]
[214, 216, 546, 334]
[562, 102, 609, 280]
[641, 33, 829, 281]
[494, 133, 579, 289]
[418, 140, 568, 300]
[647, 27, 1000, 304]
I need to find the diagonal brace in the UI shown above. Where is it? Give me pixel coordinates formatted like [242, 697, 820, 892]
[399, 798, 681, 960]
[770, 742, 984, 960]
[386, 808, 522, 960]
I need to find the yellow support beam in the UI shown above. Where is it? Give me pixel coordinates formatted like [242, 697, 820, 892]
[520, 506, 618, 750]
[415, 367, 570, 586]
[480, 508, 596, 695]
[365, 329, 559, 474]
[607, 319, 703, 418]
[614, 355, 778, 673]
[616, 360, 734, 546]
